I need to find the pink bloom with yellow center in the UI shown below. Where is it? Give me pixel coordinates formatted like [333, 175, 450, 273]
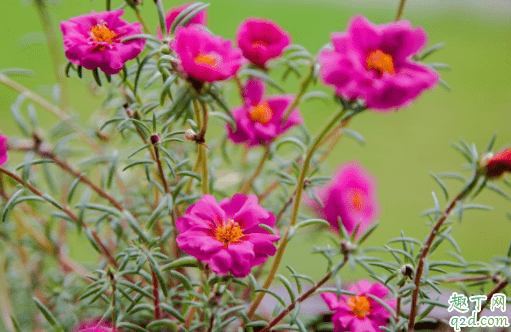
[173, 25, 245, 83]
[318, 15, 439, 111]
[60, 10, 145, 75]
[236, 18, 291, 67]
[0, 135, 8, 166]
[157, 2, 207, 39]
[321, 280, 396, 332]
[176, 194, 280, 278]
[308, 162, 379, 238]
[227, 78, 303, 147]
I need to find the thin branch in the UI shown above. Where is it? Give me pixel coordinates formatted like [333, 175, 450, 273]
[0, 167, 118, 269]
[0, 74, 99, 154]
[246, 107, 347, 320]
[282, 62, 315, 122]
[478, 278, 509, 319]
[260, 254, 348, 332]
[239, 145, 270, 195]
[407, 175, 479, 332]
[395, 0, 408, 21]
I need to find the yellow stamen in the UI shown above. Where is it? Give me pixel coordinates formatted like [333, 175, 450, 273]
[366, 49, 396, 75]
[249, 102, 273, 125]
[252, 41, 268, 48]
[195, 53, 220, 68]
[348, 295, 371, 319]
[90, 23, 118, 44]
[350, 190, 365, 211]
[215, 219, 243, 248]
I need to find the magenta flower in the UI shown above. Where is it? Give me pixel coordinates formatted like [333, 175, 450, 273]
[0, 135, 7, 166]
[318, 15, 439, 111]
[157, 3, 207, 39]
[227, 78, 302, 147]
[308, 162, 379, 238]
[60, 10, 145, 75]
[173, 26, 245, 84]
[236, 18, 291, 67]
[176, 194, 280, 278]
[321, 280, 396, 332]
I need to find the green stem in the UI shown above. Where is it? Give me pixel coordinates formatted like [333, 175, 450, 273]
[192, 99, 209, 195]
[33, 0, 70, 111]
[200, 145, 209, 195]
[395, 0, 408, 21]
[407, 174, 479, 332]
[239, 146, 270, 195]
[282, 62, 315, 122]
[246, 107, 347, 320]
[133, 8, 151, 34]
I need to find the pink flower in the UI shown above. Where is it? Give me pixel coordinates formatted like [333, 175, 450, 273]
[236, 18, 291, 67]
[157, 3, 207, 39]
[176, 194, 280, 278]
[173, 26, 245, 84]
[60, 10, 145, 75]
[321, 280, 396, 332]
[73, 320, 114, 332]
[308, 162, 379, 238]
[0, 135, 8, 166]
[318, 15, 439, 111]
[227, 78, 302, 147]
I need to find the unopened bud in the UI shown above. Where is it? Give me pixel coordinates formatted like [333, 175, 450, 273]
[150, 134, 160, 145]
[184, 129, 197, 142]
[340, 240, 356, 255]
[400, 264, 414, 279]
[478, 152, 493, 169]
[159, 44, 170, 54]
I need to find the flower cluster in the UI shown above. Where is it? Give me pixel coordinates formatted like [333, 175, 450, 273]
[1, 2, 485, 331]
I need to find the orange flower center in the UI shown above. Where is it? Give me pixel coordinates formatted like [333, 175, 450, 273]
[215, 219, 243, 248]
[366, 49, 395, 75]
[350, 190, 365, 212]
[348, 295, 371, 319]
[252, 41, 268, 48]
[195, 53, 220, 68]
[249, 102, 273, 125]
[90, 24, 118, 44]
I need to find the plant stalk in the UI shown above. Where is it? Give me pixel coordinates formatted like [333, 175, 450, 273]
[395, 0, 408, 21]
[245, 107, 347, 320]
[407, 175, 479, 332]
[239, 145, 270, 195]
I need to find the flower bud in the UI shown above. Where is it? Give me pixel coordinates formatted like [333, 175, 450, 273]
[150, 134, 160, 145]
[184, 129, 197, 142]
[400, 264, 414, 279]
[481, 149, 511, 178]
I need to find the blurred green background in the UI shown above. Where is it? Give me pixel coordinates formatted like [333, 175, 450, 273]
[1, 0, 510, 291]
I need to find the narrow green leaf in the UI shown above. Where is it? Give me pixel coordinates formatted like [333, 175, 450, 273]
[92, 68, 102, 86]
[2, 189, 24, 222]
[33, 297, 63, 331]
[429, 172, 449, 201]
[146, 195, 169, 230]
